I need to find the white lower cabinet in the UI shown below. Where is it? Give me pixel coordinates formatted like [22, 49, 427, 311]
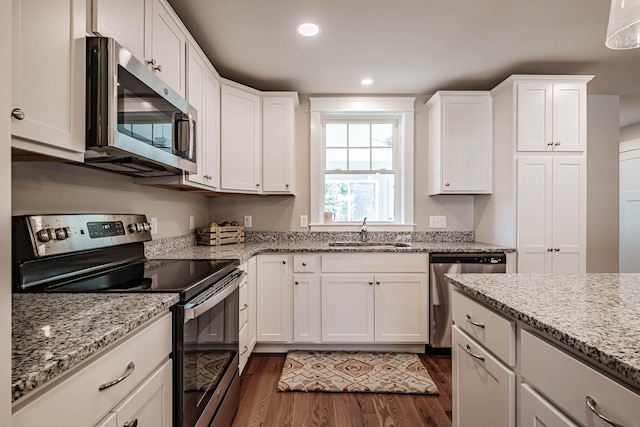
[520, 383, 578, 427]
[110, 359, 173, 427]
[452, 326, 515, 427]
[293, 274, 321, 342]
[12, 312, 172, 427]
[256, 254, 292, 342]
[320, 254, 428, 344]
[521, 330, 640, 427]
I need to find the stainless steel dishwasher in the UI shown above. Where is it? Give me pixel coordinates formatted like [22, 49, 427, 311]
[429, 253, 506, 349]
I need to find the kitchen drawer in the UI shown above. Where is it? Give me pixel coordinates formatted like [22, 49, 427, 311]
[452, 326, 515, 427]
[13, 311, 172, 427]
[452, 290, 515, 366]
[521, 330, 640, 427]
[293, 255, 319, 272]
[520, 383, 578, 427]
[239, 323, 249, 375]
[322, 253, 427, 273]
[239, 280, 248, 328]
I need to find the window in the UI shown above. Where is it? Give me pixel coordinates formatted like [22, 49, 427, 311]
[309, 97, 415, 230]
[324, 120, 398, 222]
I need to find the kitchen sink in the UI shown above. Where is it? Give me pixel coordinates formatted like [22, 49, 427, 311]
[328, 241, 412, 248]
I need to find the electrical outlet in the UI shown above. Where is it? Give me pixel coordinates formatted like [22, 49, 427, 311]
[150, 217, 158, 235]
[429, 215, 447, 228]
[300, 215, 308, 228]
[243, 215, 252, 228]
[189, 216, 194, 230]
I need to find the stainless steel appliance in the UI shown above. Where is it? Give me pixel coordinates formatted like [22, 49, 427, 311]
[429, 253, 506, 349]
[12, 214, 242, 427]
[85, 37, 197, 176]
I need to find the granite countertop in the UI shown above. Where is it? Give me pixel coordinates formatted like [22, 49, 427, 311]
[445, 273, 640, 391]
[148, 240, 514, 263]
[12, 293, 179, 403]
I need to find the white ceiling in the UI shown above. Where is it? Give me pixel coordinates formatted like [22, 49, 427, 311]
[167, 0, 640, 127]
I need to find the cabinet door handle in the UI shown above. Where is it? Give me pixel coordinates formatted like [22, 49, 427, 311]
[256, 183, 261, 187]
[547, 248, 553, 252]
[375, 281, 381, 285]
[286, 184, 290, 188]
[554, 141, 561, 146]
[302, 262, 307, 266]
[240, 303, 248, 311]
[99, 362, 135, 391]
[294, 281, 299, 285]
[464, 314, 485, 328]
[464, 344, 485, 362]
[282, 260, 286, 264]
[586, 396, 625, 427]
[11, 108, 25, 120]
[547, 142, 554, 146]
[368, 281, 373, 286]
[445, 182, 450, 187]
[554, 248, 560, 252]
[124, 419, 138, 427]
[241, 345, 249, 356]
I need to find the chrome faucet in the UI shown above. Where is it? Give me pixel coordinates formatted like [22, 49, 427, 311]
[360, 217, 368, 242]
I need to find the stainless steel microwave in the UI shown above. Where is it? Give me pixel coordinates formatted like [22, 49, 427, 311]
[85, 37, 197, 176]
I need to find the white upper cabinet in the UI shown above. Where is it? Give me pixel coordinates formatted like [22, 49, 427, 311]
[91, 0, 149, 62]
[148, 0, 186, 97]
[515, 78, 590, 152]
[185, 44, 220, 189]
[220, 83, 262, 193]
[426, 91, 492, 195]
[11, 0, 85, 161]
[262, 94, 298, 194]
[92, 0, 186, 97]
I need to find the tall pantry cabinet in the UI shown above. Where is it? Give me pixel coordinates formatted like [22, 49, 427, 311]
[475, 75, 592, 273]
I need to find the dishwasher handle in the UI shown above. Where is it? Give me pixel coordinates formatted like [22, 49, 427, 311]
[430, 253, 506, 264]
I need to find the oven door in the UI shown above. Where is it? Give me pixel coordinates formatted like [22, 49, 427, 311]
[173, 271, 245, 427]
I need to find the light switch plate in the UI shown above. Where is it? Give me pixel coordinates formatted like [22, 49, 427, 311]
[150, 217, 158, 235]
[429, 215, 447, 228]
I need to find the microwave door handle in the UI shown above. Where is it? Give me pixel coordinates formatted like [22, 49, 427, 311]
[174, 112, 190, 155]
[183, 271, 246, 322]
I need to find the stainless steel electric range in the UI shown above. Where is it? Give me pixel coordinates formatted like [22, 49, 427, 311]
[12, 213, 243, 427]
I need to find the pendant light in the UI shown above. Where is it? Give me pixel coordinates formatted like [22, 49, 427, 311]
[606, 0, 640, 49]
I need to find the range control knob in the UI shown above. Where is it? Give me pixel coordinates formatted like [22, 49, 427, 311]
[128, 223, 139, 233]
[36, 228, 54, 242]
[54, 228, 68, 240]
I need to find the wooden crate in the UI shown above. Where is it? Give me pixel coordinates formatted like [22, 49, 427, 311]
[196, 226, 245, 246]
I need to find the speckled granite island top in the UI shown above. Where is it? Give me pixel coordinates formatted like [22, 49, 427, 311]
[12, 293, 179, 403]
[445, 273, 640, 391]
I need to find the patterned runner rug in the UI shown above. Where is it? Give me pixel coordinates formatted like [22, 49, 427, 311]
[277, 350, 439, 394]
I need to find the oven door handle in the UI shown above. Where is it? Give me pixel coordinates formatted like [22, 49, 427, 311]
[184, 271, 246, 322]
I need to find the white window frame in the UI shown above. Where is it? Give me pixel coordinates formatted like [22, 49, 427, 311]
[309, 97, 415, 231]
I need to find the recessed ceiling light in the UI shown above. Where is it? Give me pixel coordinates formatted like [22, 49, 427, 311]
[297, 22, 321, 37]
[361, 78, 374, 86]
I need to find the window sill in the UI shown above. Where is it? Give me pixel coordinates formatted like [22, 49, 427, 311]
[309, 223, 415, 232]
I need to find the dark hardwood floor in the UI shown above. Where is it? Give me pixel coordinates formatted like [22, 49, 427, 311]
[231, 353, 452, 427]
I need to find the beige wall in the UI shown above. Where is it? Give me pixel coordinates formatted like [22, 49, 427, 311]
[12, 162, 209, 239]
[209, 94, 476, 232]
[586, 95, 620, 272]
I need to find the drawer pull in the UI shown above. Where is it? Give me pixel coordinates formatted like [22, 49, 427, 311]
[302, 262, 307, 266]
[465, 314, 485, 329]
[241, 345, 249, 355]
[124, 419, 138, 427]
[240, 303, 248, 311]
[586, 396, 625, 427]
[99, 361, 135, 391]
[464, 344, 485, 362]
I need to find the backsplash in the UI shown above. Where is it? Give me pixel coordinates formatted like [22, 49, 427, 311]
[145, 230, 476, 257]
